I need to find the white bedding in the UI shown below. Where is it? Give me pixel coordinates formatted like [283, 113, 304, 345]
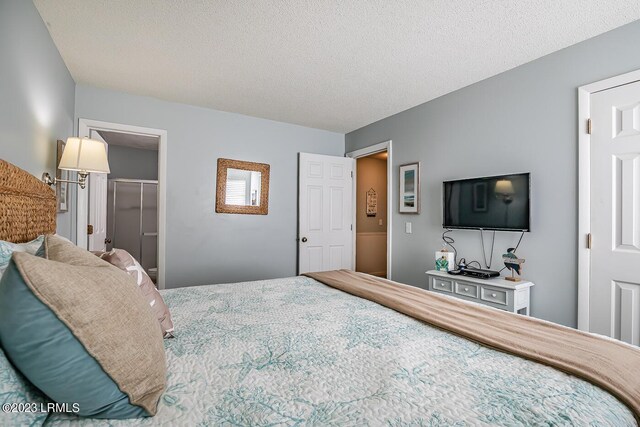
[45, 276, 636, 426]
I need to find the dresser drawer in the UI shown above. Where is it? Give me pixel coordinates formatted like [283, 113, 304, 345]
[455, 282, 478, 298]
[481, 287, 508, 306]
[432, 277, 453, 293]
[426, 271, 533, 315]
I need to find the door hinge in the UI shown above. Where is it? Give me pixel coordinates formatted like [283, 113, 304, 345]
[587, 233, 592, 249]
[87, 224, 94, 235]
[587, 118, 592, 135]
[350, 170, 353, 178]
[350, 224, 353, 231]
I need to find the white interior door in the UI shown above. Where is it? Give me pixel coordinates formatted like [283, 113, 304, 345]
[298, 153, 354, 274]
[589, 80, 640, 345]
[87, 133, 108, 251]
[88, 172, 108, 251]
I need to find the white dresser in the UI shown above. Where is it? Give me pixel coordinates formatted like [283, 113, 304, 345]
[426, 270, 534, 315]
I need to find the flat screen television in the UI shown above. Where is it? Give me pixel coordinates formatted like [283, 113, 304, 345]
[443, 173, 530, 231]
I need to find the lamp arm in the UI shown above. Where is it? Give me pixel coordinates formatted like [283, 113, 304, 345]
[42, 171, 89, 189]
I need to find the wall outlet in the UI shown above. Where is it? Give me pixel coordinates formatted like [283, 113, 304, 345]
[378, 219, 383, 226]
[405, 222, 412, 234]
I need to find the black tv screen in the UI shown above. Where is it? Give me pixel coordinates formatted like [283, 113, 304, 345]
[443, 173, 530, 231]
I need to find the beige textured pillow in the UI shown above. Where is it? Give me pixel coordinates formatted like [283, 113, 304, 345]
[94, 249, 174, 338]
[12, 235, 166, 415]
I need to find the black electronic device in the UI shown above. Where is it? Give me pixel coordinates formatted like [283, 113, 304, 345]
[460, 268, 500, 279]
[443, 173, 530, 231]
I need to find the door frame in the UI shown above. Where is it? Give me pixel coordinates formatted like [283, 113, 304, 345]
[346, 140, 393, 279]
[77, 118, 168, 289]
[577, 69, 640, 331]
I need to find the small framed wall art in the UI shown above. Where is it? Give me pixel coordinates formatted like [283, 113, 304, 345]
[399, 162, 419, 214]
[366, 188, 377, 217]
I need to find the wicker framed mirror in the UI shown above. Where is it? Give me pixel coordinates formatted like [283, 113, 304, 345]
[215, 158, 270, 215]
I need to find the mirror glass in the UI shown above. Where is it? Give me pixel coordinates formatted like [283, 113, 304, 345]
[225, 168, 262, 206]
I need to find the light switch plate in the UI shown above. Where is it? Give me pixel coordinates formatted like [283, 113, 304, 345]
[405, 222, 412, 233]
[378, 219, 383, 226]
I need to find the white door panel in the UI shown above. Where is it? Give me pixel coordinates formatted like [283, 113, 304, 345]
[299, 153, 354, 274]
[589, 80, 640, 345]
[88, 172, 108, 251]
[88, 129, 108, 251]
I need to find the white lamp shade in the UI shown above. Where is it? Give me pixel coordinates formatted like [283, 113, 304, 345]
[495, 179, 515, 195]
[58, 137, 110, 173]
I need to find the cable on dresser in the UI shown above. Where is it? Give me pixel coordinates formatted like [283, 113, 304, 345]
[459, 258, 481, 269]
[441, 229, 458, 267]
[479, 228, 496, 269]
[513, 230, 525, 251]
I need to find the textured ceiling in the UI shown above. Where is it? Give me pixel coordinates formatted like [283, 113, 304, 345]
[97, 130, 158, 151]
[34, 1, 640, 133]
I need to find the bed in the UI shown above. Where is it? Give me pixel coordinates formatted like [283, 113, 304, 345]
[1, 159, 638, 426]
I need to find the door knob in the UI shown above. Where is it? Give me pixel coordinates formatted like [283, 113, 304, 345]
[301, 237, 308, 243]
[104, 238, 112, 244]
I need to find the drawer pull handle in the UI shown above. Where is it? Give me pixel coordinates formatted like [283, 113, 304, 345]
[464, 287, 469, 292]
[491, 293, 497, 298]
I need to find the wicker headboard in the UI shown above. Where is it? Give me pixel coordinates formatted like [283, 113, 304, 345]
[0, 159, 56, 243]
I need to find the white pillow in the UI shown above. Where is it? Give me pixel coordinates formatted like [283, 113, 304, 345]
[0, 236, 44, 277]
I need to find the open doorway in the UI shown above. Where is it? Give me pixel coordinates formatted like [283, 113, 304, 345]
[347, 140, 392, 279]
[356, 152, 388, 277]
[77, 119, 167, 288]
[100, 131, 159, 283]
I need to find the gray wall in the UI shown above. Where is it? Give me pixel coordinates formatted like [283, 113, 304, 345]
[108, 145, 158, 180]
[346, 20, 640, 328]
[75, 85, 344, 288]
[0, 0, 76, 239]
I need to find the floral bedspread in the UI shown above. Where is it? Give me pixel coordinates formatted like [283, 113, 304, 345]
[45, 276, 635, 426]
